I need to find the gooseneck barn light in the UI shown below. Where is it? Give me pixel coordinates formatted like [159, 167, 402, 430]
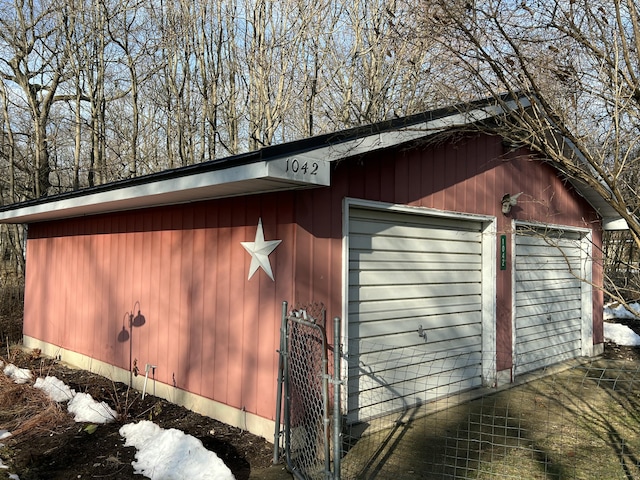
[501, 192, 523, 214]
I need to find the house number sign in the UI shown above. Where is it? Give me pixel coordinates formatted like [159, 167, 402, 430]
[500, 234, 507, 270]
[285, 158, 319, 175]
[268, 156, 330, 186]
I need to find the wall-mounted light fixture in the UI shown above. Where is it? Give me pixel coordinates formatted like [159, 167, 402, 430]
[501, 192, 523, 214]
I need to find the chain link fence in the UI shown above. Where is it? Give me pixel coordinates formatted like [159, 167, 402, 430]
[276, 309, 640, 479]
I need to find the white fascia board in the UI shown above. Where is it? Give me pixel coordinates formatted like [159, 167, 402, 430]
[602, 217, 629, 230]
[0, 159, 330, 223]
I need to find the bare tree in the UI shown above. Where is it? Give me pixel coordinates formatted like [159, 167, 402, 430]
[76, 0, 109, 187]
[425, 1, 639, 232]
[0, 0, 75, 197]
[104, 0, 151, 177]
[317, 0, 446, 129]
[0, 79, 26, 274]
[418, 0, 640, 299]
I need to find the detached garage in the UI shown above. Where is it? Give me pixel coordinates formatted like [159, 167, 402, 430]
[0, 97, 626, 438]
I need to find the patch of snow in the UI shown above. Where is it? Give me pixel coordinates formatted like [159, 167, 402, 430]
[119, 420, 235, 480]
[603, 302, 640, 320]
[3, 364, 32, 384]
[67, 392, 118, 423]
[34, 376, 75, 402]
[604, 322, 640, 347]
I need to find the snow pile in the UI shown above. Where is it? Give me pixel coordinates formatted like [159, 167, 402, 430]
[603, 302, 640, 320]
[33, 375, 117, 423]
[604, 322, 640, 347]
[34, 376, 75, 402]
[120, 420, 235, 480]
[68, 392, 118, 423]
[3, 364, 32, 384]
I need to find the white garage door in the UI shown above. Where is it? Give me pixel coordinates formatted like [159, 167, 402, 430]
[347, 206, 487, 422]
[514, 227, 587, 376]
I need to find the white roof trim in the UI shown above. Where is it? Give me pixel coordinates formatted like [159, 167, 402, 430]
[602, 217, 629, 230]
[0, 159, 330, 223]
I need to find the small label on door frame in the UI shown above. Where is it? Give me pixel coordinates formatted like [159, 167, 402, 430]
[500, 235, 507, 270]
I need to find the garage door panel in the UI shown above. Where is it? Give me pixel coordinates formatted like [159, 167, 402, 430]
[350, 218, 482, 241]
[516, 256, 580, 268]
[350, 282, 482, 302]
[350, 208, 483, 230]
[352, 261, 481, 273]
[516, 248, 580, 261]
[348, 350, 482, 381]
[517, 335, 581, 356]
[353, 321, 483, 346]
[517, 339, 581, 362]
[351, 300, 482, 323]
[515, 301, 581, 319]
[515, 269, 579, 282]
[353, 249, 482, 267]
[515, 288, 581, 305]
[516, 282, 580, 297]
[350, 269, 481, 286]
[515, 260, 581, 273]
[514, 227, 586, 376]
[354, 309, 482, 330]
[347, 351, 483, 420]
[350, 362, 483, 398]
[351, 294, 481, 315]
[516, 282, 580, 294]
[351, 311, 480, 338]
[350, 234, 482, 255]
[517, 321, 581, 341]
[350, 329, 481, 354]
[348, 373, 483, 421]
[348, 207, 486, 422]
[514, 234, 581, 247]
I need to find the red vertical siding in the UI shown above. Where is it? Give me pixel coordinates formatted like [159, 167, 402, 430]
[201, 207, 218, 400]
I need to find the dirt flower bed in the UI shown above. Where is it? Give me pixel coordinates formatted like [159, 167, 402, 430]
[0, 348, 284, 480]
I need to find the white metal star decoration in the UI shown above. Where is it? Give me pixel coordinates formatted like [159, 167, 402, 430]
[241, 218, 282, 281]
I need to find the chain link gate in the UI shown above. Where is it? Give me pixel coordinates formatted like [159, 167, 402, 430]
[274, 301, 342, 480]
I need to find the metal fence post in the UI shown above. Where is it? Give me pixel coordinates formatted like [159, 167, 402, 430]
[283, 308, 292, 470]
[333, 316, 342, 479]
[323, 335, 331, 478]
[273, 301, 288, 464]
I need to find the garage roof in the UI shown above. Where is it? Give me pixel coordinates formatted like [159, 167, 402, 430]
[0, 96, 627, 230]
